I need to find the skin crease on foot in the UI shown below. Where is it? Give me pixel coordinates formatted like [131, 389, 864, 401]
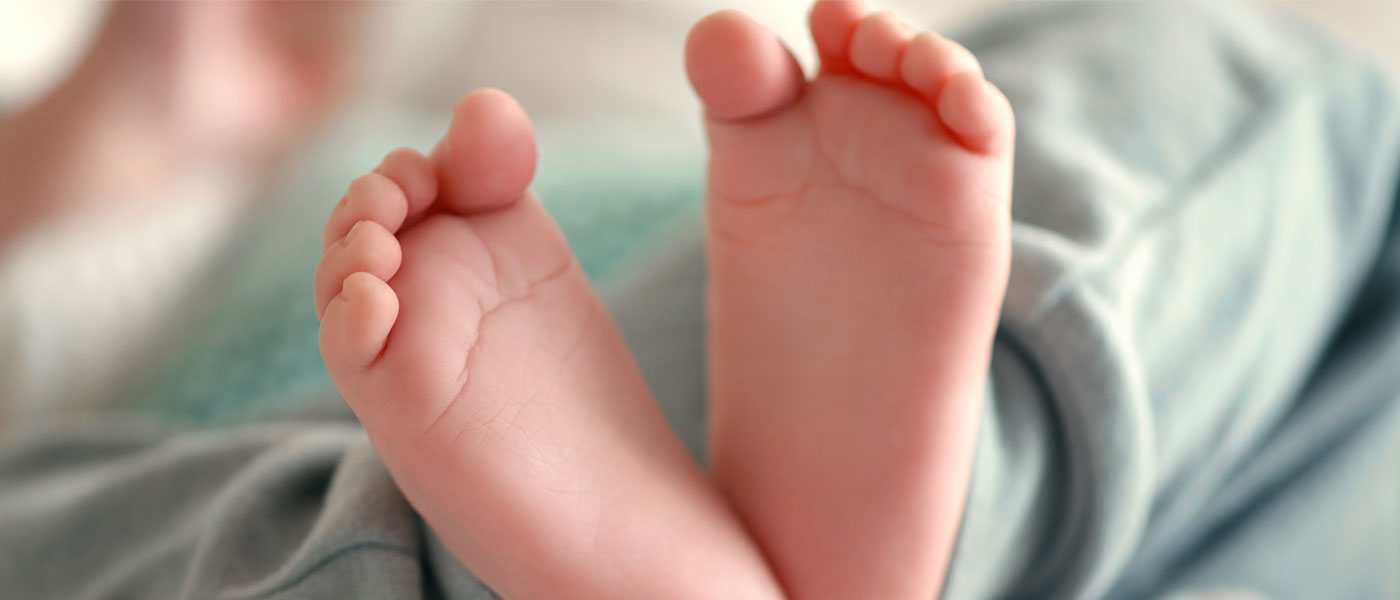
[688, 1, 1014, 598]
[315, 89, 783, 599]
[316, 0, 1012, 598]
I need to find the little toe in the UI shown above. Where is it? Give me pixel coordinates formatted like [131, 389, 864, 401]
[323, 172, 410, 251]
[809, 0, 867, 73]
[319, 271, 399, 376]
[685, 9, 804, 121]
[936, 71, 1014, 154]
[430, 89, 537, 214]
[900, 32, 981, 99]
[848, 11, 914, 82]
[313, 220, 402, 318]
[374, 147, 439, 222]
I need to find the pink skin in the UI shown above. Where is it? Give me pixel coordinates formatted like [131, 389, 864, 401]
[317, 0, 1013, 597]
[688, 1, 1014, 598]
[315, 89, 782, 600]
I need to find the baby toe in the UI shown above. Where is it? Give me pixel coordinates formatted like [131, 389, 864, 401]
[375, 147, 439, 222]
[809, 0, 867, 73]
[319, 271, 399, 377]
[936, 71, 1014, 155]
[900, 32, 981, 98]
[323, 172, 410, 251]
[314, 220, 402, 318]
[848, 11, 913, 82]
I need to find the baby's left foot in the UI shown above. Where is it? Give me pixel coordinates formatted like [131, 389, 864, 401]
[688, 2, 1014, 597]
[316, 90, 780, 599]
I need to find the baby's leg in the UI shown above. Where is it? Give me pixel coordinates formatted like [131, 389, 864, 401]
[316, 90, 781, 599]
[687, 2, 1013, 598]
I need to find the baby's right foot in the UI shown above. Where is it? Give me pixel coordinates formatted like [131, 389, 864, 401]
[316, 90, 780, 599]
[688, 2, 1014, 598]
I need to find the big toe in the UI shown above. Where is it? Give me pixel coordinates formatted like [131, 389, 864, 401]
[431, 88, 537, 213]
[685, 10, 804, 121]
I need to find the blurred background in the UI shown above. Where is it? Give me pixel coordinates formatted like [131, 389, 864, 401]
[1, 0, 1398, 431]
[5, 2, 1399, 134]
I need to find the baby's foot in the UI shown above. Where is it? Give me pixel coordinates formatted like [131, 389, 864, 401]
[315, 90, 780, 599]
[687, 2, 1013, 598]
